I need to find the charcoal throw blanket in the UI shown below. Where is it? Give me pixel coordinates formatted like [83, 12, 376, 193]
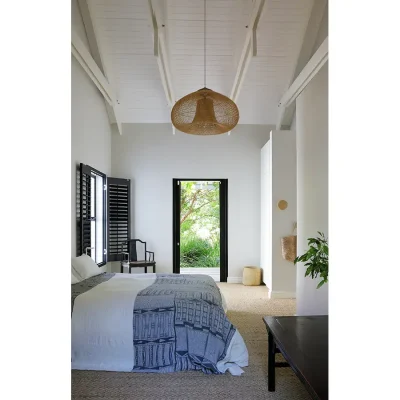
[132, 274, 236, 374]
[71, 273, 248, 375]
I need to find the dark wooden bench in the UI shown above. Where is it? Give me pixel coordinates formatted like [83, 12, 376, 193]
[263, 315, 328, 400]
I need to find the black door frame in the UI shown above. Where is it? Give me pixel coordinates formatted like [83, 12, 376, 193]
[173, 179, 228, 282]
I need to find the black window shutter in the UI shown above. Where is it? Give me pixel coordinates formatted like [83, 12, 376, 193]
[78, 164, 93, 257]
[107, 177, 131, 261]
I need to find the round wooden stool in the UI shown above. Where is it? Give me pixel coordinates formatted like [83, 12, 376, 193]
[242, 266, 261, 286]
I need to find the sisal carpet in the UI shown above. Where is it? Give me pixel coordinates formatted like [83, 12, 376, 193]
[71, 283, 311, 400]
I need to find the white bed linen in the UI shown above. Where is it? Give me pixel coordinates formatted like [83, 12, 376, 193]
[72, 273, 248, 375]
[221, 290, 228, 313]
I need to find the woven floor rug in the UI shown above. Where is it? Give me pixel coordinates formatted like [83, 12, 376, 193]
[71, 283, 311, 400]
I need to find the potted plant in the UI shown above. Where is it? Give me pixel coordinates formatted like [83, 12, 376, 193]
[294, 232, 328, 288]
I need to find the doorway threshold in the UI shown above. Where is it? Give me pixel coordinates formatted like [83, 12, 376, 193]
[180, 267, 220, 282]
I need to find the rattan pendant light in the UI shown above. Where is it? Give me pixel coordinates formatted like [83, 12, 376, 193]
[171, 0, 239, 135]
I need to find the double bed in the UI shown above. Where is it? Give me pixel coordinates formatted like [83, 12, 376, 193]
[72, 272, 248, 375]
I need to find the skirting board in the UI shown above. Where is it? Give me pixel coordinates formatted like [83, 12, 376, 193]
[227, 277, 268, 285]
[227, 277, 243, 284]
[268, 291, 296, 299]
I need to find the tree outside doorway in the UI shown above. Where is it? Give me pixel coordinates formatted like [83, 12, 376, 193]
[180, 181, 220, 269]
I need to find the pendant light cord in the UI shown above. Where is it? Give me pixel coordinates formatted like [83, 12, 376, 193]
[204, 0, 207, 88]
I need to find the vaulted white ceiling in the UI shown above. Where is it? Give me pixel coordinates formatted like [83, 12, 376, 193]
[87, 0, 323, 126]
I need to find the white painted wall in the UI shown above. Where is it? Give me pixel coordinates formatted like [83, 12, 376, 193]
[260, 142, 272, 289]
[290, 112, 296, 131]
[271, 131, 297, 297]
[295, 62, 329, 315]
[71, 0, 112, 261]
[111, 124, 272, 280]
[261, 131, 297, 298]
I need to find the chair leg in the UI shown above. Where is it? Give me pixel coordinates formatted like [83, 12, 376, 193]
[145, 266, 148, 274]
[120, 263, 123, 273]
[154, 263, 156, 273]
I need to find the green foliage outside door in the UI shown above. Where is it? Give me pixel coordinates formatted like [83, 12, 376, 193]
[180, 181, 220, 268]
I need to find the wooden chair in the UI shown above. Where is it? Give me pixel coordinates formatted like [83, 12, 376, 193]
[120, 239, 156, 274]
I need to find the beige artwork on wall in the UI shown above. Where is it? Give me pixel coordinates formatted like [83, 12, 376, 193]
[277, 200, 288, 210]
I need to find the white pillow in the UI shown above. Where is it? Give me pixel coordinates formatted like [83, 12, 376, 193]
[72, 254, 102, 281]
[72, 271, 80, 284]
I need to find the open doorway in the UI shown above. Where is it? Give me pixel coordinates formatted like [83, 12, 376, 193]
[173, 179, 228, 282]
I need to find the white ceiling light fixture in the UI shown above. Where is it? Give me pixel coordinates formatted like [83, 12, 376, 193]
[171, 0, 240, 135]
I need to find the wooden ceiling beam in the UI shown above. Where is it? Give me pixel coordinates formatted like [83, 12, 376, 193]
[147, 0, 175, 107]
[71, 30, 113, 106]
[276, 0, 328, 130]
[230, 0, 266, 103]
[75, 0, 122, 135]
[148, 0, 175, 134]
[277, 36, 328, 127]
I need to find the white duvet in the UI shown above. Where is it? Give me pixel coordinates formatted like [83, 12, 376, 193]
[71, 273, 248, 375]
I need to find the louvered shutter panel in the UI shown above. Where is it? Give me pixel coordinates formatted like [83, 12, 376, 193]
[78, 164, 93, 257]
[107, 178, 131, 261]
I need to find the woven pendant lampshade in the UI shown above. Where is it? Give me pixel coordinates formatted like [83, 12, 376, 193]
[170, 0, 239, 135]
[171, 87, 239, 135]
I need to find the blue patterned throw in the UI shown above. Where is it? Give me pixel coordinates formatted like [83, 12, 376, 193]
[132, 274, 236, 374]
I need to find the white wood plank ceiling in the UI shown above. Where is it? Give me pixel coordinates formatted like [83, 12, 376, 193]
[88, 0, 317, 125]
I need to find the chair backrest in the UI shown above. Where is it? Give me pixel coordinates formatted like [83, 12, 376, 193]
[126, 239, 146, 262]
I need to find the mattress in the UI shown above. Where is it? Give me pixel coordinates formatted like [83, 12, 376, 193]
[71, 273, 248, 375]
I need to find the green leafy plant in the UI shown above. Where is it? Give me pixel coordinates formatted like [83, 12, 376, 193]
[294, 232, 328, 289]
[180, 234, 220, 269]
